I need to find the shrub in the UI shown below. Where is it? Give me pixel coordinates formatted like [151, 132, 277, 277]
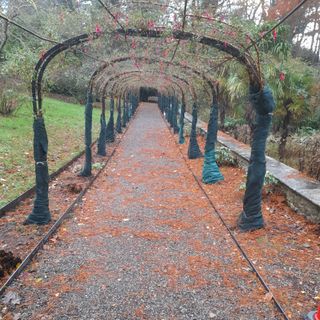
[216, 146, 238, 167]
[0, 89, 26, 116]
[224, 117, 246, 131]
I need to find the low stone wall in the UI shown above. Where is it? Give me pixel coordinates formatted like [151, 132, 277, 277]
[184, 112, 320, 223]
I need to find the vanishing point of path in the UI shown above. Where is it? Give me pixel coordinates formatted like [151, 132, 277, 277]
[8, 103, 283, 319]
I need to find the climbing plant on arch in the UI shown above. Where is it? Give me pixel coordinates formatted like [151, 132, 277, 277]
[23, 1, 277, 232]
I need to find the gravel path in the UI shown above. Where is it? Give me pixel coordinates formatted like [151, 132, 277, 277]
[3, 103, 283, 319]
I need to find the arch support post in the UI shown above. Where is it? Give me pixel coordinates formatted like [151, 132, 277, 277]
[238, 86, 275, 232]
[116, 97, 122, 133]
[169, 96, 174, 128]
[158, 94, 164, 113]
[132, 94, 138, 114]
[80, 91, 93, 177]
[202, 95, 224, 184]
[188, 103, 203, 159]
[128, 93, 133, 119]
[97, 96, 107, 156]
[172, 97, 179, 134]
[106, 96, 115, 143]
[178, 100, 186, 144]
[165, 97, 170, 122]
[122, 96, 127, 128]
[24, 116, 51, 225]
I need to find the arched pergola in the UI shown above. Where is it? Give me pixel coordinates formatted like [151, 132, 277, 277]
[24, 2, 276, 233]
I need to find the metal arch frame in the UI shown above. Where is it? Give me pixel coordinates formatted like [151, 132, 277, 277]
[31, 27, 262, 115]
[103, 74, 188, 102]
[97, 70, 196, 103]
[29, 24, 272, 237]
[107, 74, 187, 103]
[84, 54, 211, 107]
[89, 55, 215, 97]
[105, 74, 188, 102]
[111, 78, 175, 99]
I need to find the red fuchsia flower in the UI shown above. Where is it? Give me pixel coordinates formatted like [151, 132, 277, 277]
[131, 39, 137, 49]
[203, 11, 212, 20]
[95, 24, 102, 35]
[181, 60, 187, 68]
[273, 29, 277, 41]
[162, 49, 169, 58]
[279, 72, 285, 81]
[162, 4, 168, 13]
[224, 41, 228, 48]
[165, 36, 174, 44]
[39, 49, 46, 61]
[147, 19, 155, 30]
[113, 12, 121, 28]
[173, 22, 182, 31]
[259, 31, 266, 38]
[246, 34, 251, 45]
[230, 31, 237, 38]
[159, 61, 164, 73]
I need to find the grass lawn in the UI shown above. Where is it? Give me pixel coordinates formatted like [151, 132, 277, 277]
[0, 97, 110, 207]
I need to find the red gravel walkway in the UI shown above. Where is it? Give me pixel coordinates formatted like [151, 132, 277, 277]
[4, 103, 283, 319]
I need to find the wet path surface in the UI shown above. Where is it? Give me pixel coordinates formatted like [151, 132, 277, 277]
[8, 103, 282, 319]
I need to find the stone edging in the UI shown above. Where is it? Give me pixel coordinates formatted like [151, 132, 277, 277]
[184, 112, 320, 223]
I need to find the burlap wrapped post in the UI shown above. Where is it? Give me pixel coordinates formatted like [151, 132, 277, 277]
[106, 96, 115, 143]
[97, 96, 107, 156]
[80, 92, 93, 177]
[24, 116, 51, 225]
[116, 97, 122, 134]
[202, 101, 224, 184]
[187, 104, 203, 159]
[238, 86, 275, 232]
[178, 102, 186, 144]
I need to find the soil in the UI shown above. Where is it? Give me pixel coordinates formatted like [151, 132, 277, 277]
[0, 251, 21, 279]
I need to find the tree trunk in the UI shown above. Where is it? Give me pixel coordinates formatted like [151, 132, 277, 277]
[278, 100, 293, 161]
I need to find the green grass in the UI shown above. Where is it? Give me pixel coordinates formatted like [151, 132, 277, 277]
[0, 97, 108, 207]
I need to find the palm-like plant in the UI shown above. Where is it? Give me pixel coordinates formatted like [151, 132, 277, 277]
[264, 56, 313, 160]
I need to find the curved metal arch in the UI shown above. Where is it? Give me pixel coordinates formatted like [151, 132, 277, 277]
[89, 55, 215, 88]
[100, 71, 193, 103]
[109, 75, 181, 104]
[31, 26, 262, 114]
[91, 55, 213, 98]
[109, 74, 186, 103]
[116, 28, 260, 86]
[99, 70, 192, 96]
[104, 72, 187, 99]
[32, 33, 101, 114]
[97, 70, 195, 102]
[105, 76, 187, 111]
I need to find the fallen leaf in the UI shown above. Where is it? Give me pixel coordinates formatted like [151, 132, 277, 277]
[2, 291, 21, 305]
[264, 292, 273, 302]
